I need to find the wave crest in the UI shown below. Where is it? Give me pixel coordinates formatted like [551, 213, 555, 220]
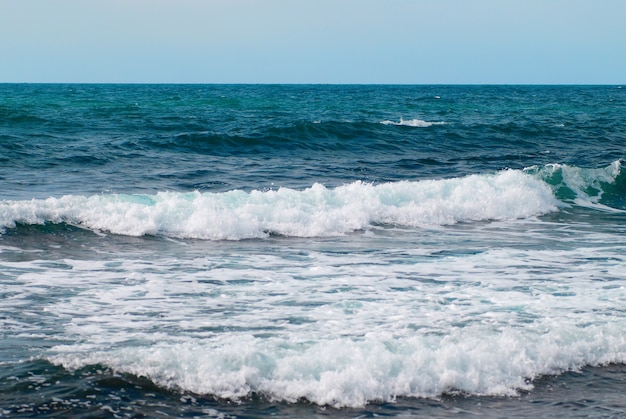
[526, 160, 626, 211]
[0, 170, 556, 240]
[381, 118, 446, 127]
[50, 322, 626, 407]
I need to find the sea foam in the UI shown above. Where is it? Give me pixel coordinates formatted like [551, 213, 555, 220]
[0, 170, 557, 239]
[50, 322, 626, 407]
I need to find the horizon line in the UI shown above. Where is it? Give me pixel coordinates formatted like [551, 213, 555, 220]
[1, 82, 624, 86]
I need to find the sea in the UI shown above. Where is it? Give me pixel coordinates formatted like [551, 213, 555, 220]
[1, 84, 625, 418]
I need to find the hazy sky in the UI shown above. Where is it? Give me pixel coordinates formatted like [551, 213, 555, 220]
[1, 0, 624, 84]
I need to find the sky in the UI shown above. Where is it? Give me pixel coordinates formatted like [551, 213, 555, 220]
[1, 0, 624, 84]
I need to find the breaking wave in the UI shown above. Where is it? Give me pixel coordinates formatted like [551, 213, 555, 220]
[381, 118, 446, 127]
[1, 169, 557, 240]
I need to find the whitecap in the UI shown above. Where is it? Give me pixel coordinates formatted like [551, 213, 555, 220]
[0, 171, 558, 240]
[381, 118, 445, 127]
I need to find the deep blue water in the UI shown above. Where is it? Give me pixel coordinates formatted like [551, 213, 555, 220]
[1, 84, 626, 417]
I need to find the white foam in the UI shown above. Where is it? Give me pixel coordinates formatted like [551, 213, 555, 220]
[50, 311, 626, 407]
[381, 118, 446, 127]
[17, 238, 622, 406]
[0, 171, 558, 240]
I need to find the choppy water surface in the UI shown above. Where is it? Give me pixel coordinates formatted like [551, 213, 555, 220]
[1, 84, 625, 417]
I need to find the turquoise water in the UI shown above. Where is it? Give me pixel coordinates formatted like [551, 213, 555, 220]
[1, 84, 626, 417]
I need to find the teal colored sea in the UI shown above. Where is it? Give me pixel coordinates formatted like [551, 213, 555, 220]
[1, 84, 625, 417]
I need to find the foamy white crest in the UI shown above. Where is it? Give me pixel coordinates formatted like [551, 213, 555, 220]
[0, 171, 557, 239]
[381, 118, 445, 127]
[50, 322, 626, 407]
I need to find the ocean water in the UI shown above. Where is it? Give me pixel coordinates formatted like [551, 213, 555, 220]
[1, 84, 625, 418]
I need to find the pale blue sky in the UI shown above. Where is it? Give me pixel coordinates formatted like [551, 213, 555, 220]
[1, 0, 624, 84]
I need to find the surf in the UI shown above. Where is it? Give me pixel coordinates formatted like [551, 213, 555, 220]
[0, 169, 558, 240]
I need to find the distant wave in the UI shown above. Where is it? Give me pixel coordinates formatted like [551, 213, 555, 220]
[0, 170, 557, 240]
[381, 118, 446, 127]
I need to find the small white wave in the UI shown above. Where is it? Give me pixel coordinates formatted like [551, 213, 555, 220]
[0, 171, 557, 240]
[381, 118, 445, 127]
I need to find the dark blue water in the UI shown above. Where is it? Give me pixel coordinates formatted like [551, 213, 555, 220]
[1, 84, 626, 417]
[3, 84, 623, 198]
